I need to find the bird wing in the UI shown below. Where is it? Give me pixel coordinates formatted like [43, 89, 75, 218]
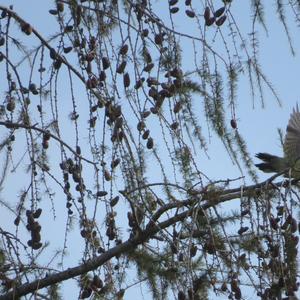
[284, 105, 300, 165]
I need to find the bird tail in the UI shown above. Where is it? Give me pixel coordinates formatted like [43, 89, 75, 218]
[255, 153, 286, 173]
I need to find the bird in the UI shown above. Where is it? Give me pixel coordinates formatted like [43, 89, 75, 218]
[255, 105, 300, 178]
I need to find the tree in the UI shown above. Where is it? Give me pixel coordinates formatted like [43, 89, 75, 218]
[0, 0, 299, 299]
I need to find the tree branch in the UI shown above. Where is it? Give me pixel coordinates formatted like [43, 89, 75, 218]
[0, 121, 96, 166]
[0, 174, 289, 299]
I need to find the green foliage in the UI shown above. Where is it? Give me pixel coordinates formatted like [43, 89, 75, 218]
[126, 248, 179, 299]
[47, 283, 62, 300]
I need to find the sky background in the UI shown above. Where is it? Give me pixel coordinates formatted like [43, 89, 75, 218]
[1, 0, 300, 299]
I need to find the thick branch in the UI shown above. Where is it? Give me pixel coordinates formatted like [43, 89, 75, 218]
[0, 208, 191, 299]
[0, 174, 288, 299]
